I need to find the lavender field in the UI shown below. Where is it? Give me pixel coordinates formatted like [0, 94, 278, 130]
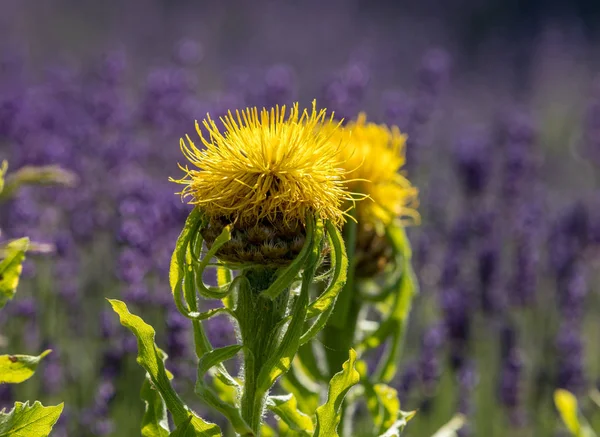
[1, 1, 600, 436]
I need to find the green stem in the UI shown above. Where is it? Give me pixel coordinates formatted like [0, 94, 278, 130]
[237, 268, 290, 436]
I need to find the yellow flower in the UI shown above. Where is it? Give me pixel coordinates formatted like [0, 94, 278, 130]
[172, 101, 350, 228]
[339, 113, 419, 230]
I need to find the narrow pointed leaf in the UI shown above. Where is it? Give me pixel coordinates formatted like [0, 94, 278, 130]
[0, 401, 63, 437]
[108, 299, 221, 436]
[314, 349, 360, 437]
[169, 207, 203, 295]
[0, 350, 52, 384]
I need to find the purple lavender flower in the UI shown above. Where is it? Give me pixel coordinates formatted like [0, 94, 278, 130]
[498, 325, 525, 426]
[555, 322, 586, 394]
[453, 127, 492, 197]
[418, 324, 445, 393]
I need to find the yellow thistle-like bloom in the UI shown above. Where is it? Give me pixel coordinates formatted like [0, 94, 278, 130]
[173, 101, 350, 229]
[338, 113, 419, 230]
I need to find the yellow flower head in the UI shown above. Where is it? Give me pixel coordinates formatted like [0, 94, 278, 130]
[339, 113, 419, 229]
[173, 101, 350, 227]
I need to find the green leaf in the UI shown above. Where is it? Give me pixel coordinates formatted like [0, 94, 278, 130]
[141, 376, 170, 437]
[363, 382, 401, 435]
[108, 299, 221, 436]
[300, 222, 348, 346]
[266, 394, 314, 436]
[0, 238, 30, 310]
[170, 208, 203, 297]
[141, 348, 172, 437]
[192, 225, 233, 299]
[169, 417, 194, 437]
[0, 401, 63, 437]
[0, 350, 52, 384]
[431, 414, 467, 437]
[195, 346, 252, 435]
[554, 389, 597, 437]
[306, 221, 348, 318]
[314, 349, 360, 437]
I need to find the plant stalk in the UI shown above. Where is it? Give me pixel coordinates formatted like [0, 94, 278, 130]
[237, 268, 290, 436]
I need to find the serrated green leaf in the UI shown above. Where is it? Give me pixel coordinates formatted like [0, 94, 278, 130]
[314, 349, 360, 437]
[141, 377, 170, 437]
[266, 394, 314, 436]
[431, 414, 466, 437]
[0, 238, 30, 310]
[108, 299, 221, 436]
[554, 389, 597, 437]
[0, 400, 63, 437]
[0, 350, 52, 384]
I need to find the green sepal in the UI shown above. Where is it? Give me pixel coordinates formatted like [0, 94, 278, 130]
[266, 394, 314, 436]
[0, 400, 64, 437]
[0, 350, 51, 384]
[108, 299, 221, 436]
[0, 238, 30, 310]
[313, 349, 360, 437]
[260, 215, 315, 300]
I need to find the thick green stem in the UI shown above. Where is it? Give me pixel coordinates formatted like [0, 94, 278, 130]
[236, 268, 290, 436]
